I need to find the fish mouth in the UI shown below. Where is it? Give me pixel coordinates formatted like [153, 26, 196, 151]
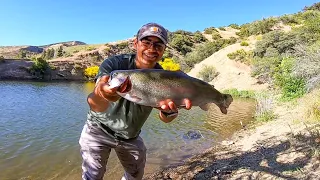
[118, 77, 132, 93]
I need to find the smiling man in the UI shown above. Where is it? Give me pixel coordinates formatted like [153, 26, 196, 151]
[79, 23, 192, 180]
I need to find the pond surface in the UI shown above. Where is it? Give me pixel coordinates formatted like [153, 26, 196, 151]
[0, 81, 256, 180]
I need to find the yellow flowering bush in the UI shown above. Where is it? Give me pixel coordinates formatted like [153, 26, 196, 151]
[159, 58, 180, 71]
[84, 66, 99, 78]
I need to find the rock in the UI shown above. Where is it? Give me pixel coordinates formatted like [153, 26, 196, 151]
[183, 130, 203, 140]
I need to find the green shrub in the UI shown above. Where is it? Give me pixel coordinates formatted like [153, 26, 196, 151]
[204, 27, 218, 34]
[218, 27, 226, 31]
[86, 46, 96, 51]
[294, 11, 320, 43]
[184, 41, 220, 67]
[228, 23, 240, 29]
[169, 34, 193, 55]
[117, 42, 129, 49]
[184, 38, 237, 68]
[162, 50, 173, 59]
[279, 14, 300, 25]
[254, 30, 298, 58]
[236, 17, 279, 37]
[227, 49, 253, 64]
[30, 57, 49, 74]
[197, 65, 219, 82]
[236, 25, 250, 37]
[240, 41, 249, 46]
[256, 35, 263, 41]
[251, 56, 282, 81]
[256, 111, 277, 122]
[174, 30, 193, 36]
[222, 88, 256, 98]
[273, 57, 306, 100]
[193, 31, 207, 43]
[212, 31, 222, 40]
[228, 37, 238, 44]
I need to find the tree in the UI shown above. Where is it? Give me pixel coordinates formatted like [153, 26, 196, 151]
[57, 46, 63, 57]
[45, 48, 55, 59]
[18, 50, 27, 59]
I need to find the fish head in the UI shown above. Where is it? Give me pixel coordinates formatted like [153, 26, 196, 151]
[108, 71, 131, 93]
[219, 94, 233, 114]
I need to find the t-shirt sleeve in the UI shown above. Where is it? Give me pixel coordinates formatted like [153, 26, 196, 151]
[94, 56, 119, 83]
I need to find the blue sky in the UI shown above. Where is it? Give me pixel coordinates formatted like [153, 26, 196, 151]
[0, 0, 318, 46]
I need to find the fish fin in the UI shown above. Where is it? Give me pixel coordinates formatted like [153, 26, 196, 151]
[108, 76, 128, 89]
[199, 104, 210, 111]
[119, 93, 142, 103]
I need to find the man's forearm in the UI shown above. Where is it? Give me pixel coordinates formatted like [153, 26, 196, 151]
[87, 91, 110, 112]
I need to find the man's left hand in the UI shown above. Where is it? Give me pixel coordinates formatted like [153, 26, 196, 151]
[157, 99, 192, 123]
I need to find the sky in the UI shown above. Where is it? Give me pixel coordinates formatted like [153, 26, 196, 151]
[0, 0, 319, 46]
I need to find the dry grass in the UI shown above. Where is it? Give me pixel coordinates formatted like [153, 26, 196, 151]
[302, 89, 320, 122]
[254, 92, 277, 122]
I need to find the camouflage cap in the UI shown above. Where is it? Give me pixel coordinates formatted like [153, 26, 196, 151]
[137, 23, 168, 44]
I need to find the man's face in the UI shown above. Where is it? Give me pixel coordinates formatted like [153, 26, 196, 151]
[134, 36, 166, 68]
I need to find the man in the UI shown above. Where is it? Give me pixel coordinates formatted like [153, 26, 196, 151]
[79, 22, 192, 180]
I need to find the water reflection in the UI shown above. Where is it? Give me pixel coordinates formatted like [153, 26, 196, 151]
[83, 82, 95, 95]
[0, 81, 256, 180]
[203, 98, 256, 139]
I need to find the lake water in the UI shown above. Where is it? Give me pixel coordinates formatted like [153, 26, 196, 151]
[0, 81, 256, 180]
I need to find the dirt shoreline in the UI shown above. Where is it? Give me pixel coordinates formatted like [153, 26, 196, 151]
[143, 100, 320, 180]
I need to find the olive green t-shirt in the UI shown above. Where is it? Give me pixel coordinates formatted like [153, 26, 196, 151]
[87, 54, 162, 139]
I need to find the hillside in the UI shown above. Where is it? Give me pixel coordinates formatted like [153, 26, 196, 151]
[1, 2, 320, 179]
[187, 36, 268, 91]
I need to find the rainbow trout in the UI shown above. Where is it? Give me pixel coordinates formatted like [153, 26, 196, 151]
[108, 69, 233, 114]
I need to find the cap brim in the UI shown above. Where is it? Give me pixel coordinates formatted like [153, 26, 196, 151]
[138, 33, 167, 44]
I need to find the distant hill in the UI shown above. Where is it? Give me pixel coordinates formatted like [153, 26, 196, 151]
[0, 41, 86, 59]
[39, 41, 86, 48]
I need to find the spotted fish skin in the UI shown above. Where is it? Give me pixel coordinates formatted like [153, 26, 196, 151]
[109, 69, 233, 114]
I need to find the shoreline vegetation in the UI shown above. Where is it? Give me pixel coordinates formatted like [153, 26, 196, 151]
[1, 2, 320, 179]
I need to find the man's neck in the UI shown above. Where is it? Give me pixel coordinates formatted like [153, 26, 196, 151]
[135, 59, 156, 69]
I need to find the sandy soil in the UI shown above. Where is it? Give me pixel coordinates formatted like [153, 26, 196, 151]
[187, 36, 266, 91]
[144, 32, 320, 179]
[144, 95, 320, 180]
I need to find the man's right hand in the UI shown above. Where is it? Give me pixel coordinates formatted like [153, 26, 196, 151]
[87, 75, 125, 112]
[94, 75, 121, 102]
